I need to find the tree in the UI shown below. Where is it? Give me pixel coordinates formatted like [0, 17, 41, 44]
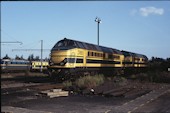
[166, 58, 170, 62]
[35, 56, 40, 61]
[150, 57, 165, 63]
[28, 54, 34, 61]
[149, 56, 169, 72]
[20, 55, 24, 60]
[3, 54, 11, 59]
[44, 57, 49, 61]
[15, 55, 20, 60]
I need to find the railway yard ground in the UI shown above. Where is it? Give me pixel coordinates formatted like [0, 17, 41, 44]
[1, 72, 170, 113]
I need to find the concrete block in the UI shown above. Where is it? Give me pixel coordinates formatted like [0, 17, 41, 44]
[49, 91, 69, 98]
[40, 89, 69, 98]
[50, 89, 62, 92]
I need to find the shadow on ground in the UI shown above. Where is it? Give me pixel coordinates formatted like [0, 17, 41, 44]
[1, 73, 53, 83]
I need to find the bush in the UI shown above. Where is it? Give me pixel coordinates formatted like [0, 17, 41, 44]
[147, 71, 170, 83]
[63, 80, 72, 89]
[75, 74, 104, 89]
[131, 71, 170, 83]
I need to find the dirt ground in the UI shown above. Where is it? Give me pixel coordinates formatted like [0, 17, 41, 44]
[1, 72, 170, 113]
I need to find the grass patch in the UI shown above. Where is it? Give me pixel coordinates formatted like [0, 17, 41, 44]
[62, 80, 72, 89]
[75, 74, 104, 89]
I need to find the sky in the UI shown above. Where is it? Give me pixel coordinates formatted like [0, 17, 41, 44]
[1, 1, 170, 60]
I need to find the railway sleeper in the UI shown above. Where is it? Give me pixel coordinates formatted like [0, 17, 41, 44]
[103, 88, 133, 97]
[124, 89, 151, 98]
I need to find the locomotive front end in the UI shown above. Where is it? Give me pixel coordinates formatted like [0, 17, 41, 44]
[48, 38, 78, 78]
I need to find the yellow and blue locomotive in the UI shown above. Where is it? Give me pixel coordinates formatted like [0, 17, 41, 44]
[48, 38, 148, 79]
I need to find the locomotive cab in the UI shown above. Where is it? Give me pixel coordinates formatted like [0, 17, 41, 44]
[50, 38, 78, 67]
[52, 38, 76, 51]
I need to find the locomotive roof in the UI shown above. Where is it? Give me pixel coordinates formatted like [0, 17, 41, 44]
[121, 50, 147, 59]
[61, 38, 123, 54]
[53, 38, 148, 59]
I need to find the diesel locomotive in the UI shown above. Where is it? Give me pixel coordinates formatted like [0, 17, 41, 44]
[48, 38, 148, 79]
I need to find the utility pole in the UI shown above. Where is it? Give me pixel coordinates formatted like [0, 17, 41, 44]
[41, 40, 43, 72]
[95, 17, 101, 46]
[12, 40, 50, 72]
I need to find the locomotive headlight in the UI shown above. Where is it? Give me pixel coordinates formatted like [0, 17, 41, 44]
[63, 58, 68, 64]
[60, 58, 67, 66]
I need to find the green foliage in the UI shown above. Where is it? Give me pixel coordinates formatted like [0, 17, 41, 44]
[147, 71, 170, 83]
[27, 54, 43, 61]
[28, 54, 34, 61]
[62, 81, 73, 88]
[148, 57, 170, 72]
[75, 74, 104, 89]
[106, 77, 112, 81]
[3, 54, 11, 59]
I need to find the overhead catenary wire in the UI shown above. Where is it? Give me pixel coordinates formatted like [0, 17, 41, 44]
[1, 41, 23, 45]
[12, 49, 50, 51]
[1, 29, 23, 45]
[11, 40, 50, 72]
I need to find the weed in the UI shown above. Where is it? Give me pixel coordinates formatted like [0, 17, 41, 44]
[75, 74, 104, 89]
[63, 80, 72, 88]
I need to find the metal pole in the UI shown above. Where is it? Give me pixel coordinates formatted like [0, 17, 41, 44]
[41, 40, 43, 72]
[95, 17, 101, 46]
[97, 21, 99, 46]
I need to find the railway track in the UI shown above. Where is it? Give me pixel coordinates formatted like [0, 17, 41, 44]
[92, 80, 168, 98]
[1, 83, 64, 95]
[2, 72, 170, 113]
[107, 85, 170, 113]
